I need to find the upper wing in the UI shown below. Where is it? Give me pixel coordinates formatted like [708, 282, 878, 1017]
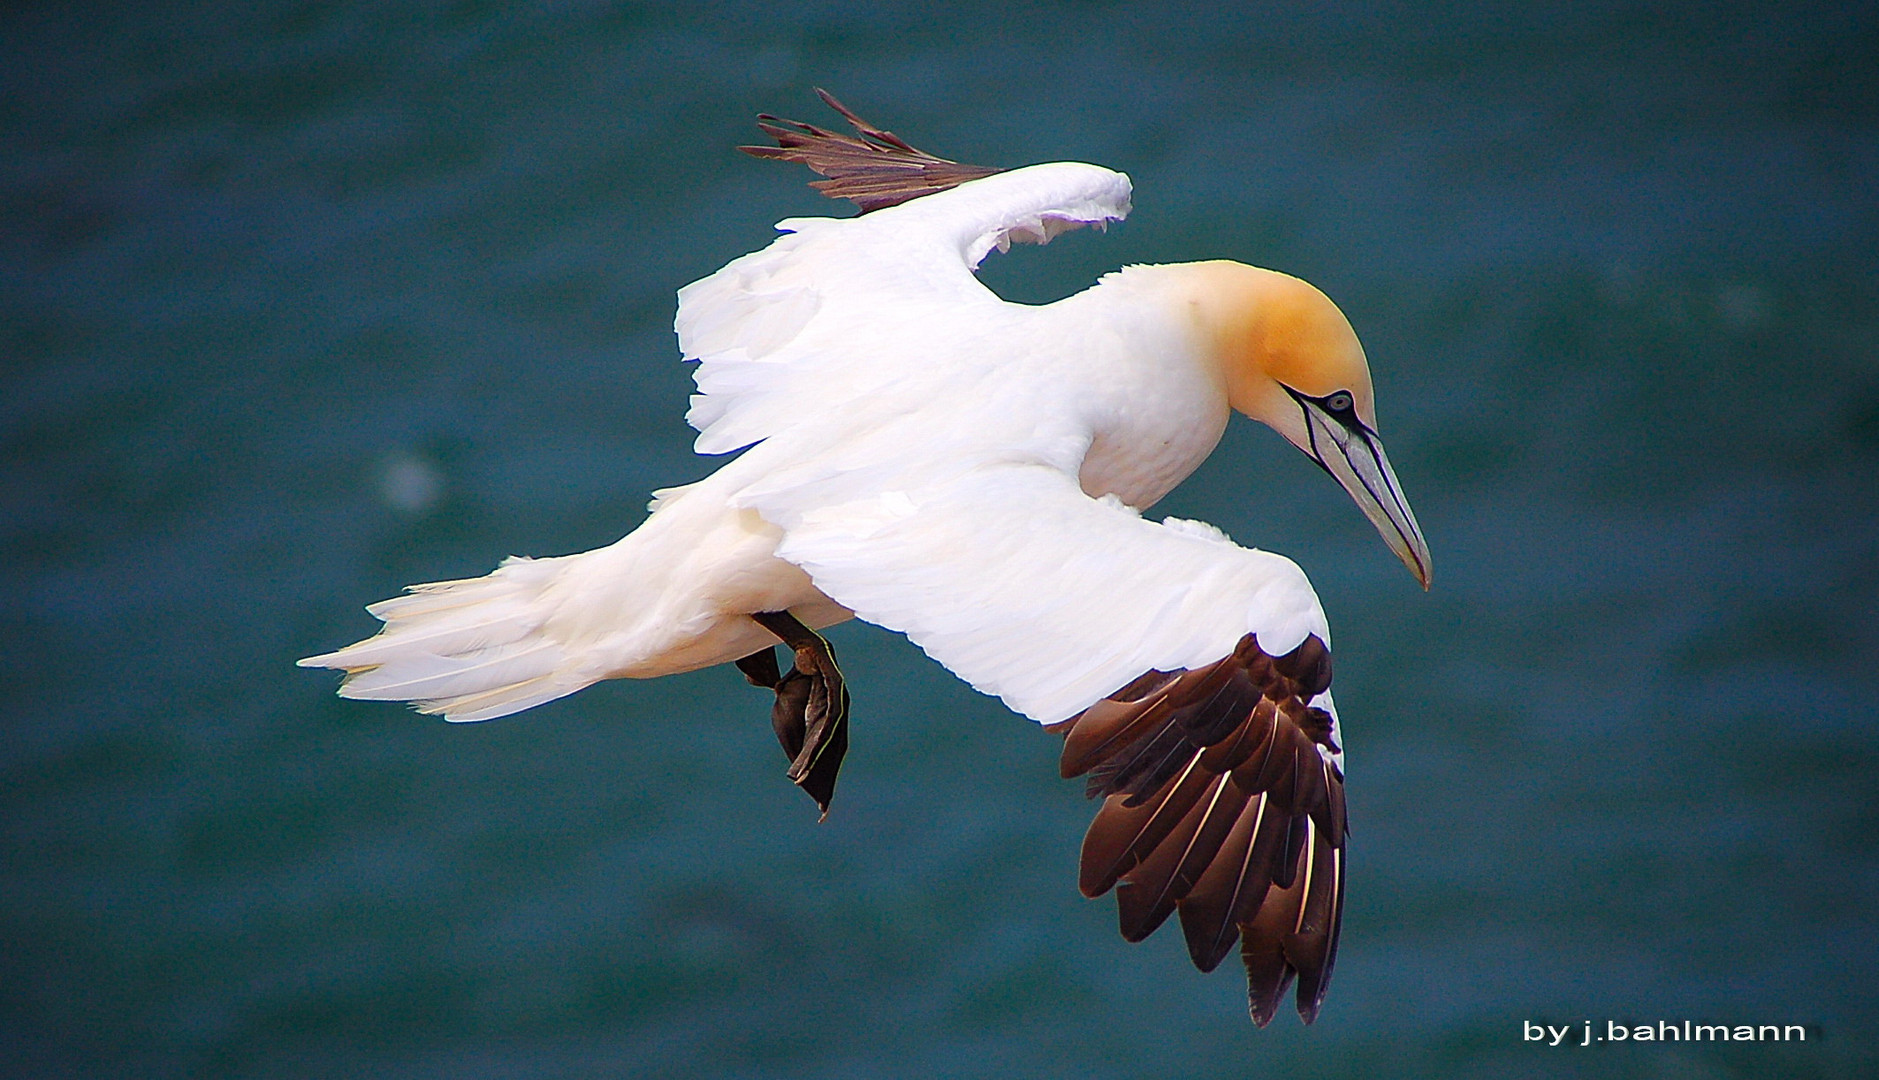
[677, 159, 1131, 455]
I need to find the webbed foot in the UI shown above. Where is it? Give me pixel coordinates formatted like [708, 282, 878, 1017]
[734, 610, 850, 819]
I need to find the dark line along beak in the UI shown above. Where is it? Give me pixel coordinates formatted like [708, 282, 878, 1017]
[1288, 390, 1432, 589]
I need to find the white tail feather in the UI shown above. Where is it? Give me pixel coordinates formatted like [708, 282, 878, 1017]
[421, 676, 578, 723]
[306, 607, 535, 668]
[337, 640, 562, 700]
[299, 555, 596, 722]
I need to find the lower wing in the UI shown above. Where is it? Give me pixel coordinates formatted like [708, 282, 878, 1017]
[746, 456, 1348, 1023]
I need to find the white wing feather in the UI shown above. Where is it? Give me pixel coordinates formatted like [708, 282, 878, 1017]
[676, 163, 1132, 455]
[744, 459, 1329, 724]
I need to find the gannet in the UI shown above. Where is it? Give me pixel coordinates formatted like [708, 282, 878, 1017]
[301, 92, 1430, 1027]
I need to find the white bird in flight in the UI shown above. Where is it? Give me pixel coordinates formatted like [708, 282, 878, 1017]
[301, 91, 1431, 1027]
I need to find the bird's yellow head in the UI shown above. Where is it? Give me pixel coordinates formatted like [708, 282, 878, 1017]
[1181, 261, 1431, 588]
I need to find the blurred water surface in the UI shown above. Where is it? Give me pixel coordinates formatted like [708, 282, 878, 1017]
[4, 2, 1876, 1078]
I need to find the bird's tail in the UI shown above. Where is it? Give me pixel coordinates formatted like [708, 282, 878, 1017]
[298, 555, 594, 722]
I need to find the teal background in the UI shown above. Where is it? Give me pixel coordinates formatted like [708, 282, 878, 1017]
[4, 2, 1876, 1077]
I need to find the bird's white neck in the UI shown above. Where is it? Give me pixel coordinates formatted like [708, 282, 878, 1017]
[1051, 267, 1235, 510]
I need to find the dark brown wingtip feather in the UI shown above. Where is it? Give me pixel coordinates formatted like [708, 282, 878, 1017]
[1243, 899, 1299, 1029]
[1175, 791, 1259, 972]
[1177, 789, 1294, 973]
[738, 90, 1001, 212]
[1112, 775, 1214, 941]
[1078, 762, 1213, 898]
[1241, 829, 1320, 1027]
[1272, 635, 1332, 698]
[1057, 631, 1350, 1027]
[1114, 772, 1249, 942]
[1060, 684, 1173, 780]
[812, 88, 918, 152]
[1282, 829, 1345, 1023]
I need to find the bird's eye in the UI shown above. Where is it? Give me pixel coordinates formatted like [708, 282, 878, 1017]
[1324, 391, 1353, 413]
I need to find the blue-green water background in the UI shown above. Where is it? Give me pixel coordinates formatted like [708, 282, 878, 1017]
[5, 2, 1877, 1077]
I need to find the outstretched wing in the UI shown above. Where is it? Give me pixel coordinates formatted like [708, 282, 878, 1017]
[677, 158, 1131, 456]
[741, 88, 1003, 212]
[741, 454, 1347, 1024]
[745, 460, 1329, 723]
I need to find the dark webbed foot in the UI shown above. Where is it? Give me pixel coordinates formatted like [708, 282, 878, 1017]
[734, 610, 850, 819]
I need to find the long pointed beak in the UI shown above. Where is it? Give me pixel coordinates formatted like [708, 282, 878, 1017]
[1294, 398, 1432, 589]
